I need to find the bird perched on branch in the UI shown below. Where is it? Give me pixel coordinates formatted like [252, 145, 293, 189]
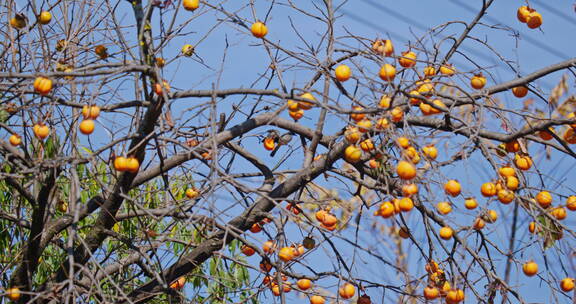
[270, 132, 294, 157]
[264, 129, 280, 143]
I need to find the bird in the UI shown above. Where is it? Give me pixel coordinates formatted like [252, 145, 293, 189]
[264, 129, 280, 143]
[270, 132, 294, 157]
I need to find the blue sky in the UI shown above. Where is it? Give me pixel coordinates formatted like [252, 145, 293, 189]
[140, 1, 576, 303]
[8, 0, 575, 302]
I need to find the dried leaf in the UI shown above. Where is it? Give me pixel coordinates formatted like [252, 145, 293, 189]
[556, 95, 576, 117]
[549, 74, 568, 108]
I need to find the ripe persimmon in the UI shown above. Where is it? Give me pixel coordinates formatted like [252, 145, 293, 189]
[522, 261, 538, 277]
[263, 137, 275, 151]
[82, 105, 101, 120]
[497, 189, 515, 204]
[94, 45, 108, 59]
[379, 64, 396, 81]
[401, 183, 418, 197]
[6, 287, 20, 301]
[473, 218, 485, 230]
[338, 283, 355, 299]
[423, 66, 436, 77]
[517, 6, 531, 23]
[250, 223, 262, 233]
[33, 123, 50, 140]
[464, 197, 478, 209]
[379, 201, 395, 218]
[360, 139, 374, 152]
[512, 86, 528, 98]
[297, 92, 316, 110]
[422, 145, 438, 160]
[9, 134, 21, 146]
[335, 64, 351, 82]
[241, 245, 255, 256]
[470, 74, 486, 89]
[439, 226, 453, 240]
[527, 11, 542, 29]
[183, 0, 199, 11]
[38, 11, 52, 25]
[560, 277, 575, 292]
[297, 278, 312, 290]
[344, 145, 362, 163]
[437, 202, 452, 215]
[289, 109, 304, 121]
[185, 188, 199, 199]
[125, 157, 140, 173]
[251, 21, 268, 38]
[372, 39, 394, 56]
[398, 51, 417, 68]
[350, 106, 365, 122]
[514, 154, 532, 170]
[181, 44, 195, 56]
[345, 127, 361, 143]
[390, 107, 404, 122]
[444, 180, 461, 197]
[398, 197, 414, 212]
[379, 95, 391, 108]
[499, 166, 516, 177]
[397, 161, 416, 180]
[440, 64, 456, 76]
[551, 207, 567, 220]
[34, 76, 53, 96]
[278, 247, 294, 262]
[310, 295, 325, 304]
[169, 277, 186, 289]
[566, 195, 576, 211]
[79, 119, 95, 135]
[423, 286, 439, 300]
[535, 191, 552, 208]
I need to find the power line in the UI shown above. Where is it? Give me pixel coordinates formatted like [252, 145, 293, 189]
[531, 0, 575, 25]
[340, 5, 555, 90]
[340, 8, 476, 71]
[358, 0, 501, 65]
[449, 0, 571, 60]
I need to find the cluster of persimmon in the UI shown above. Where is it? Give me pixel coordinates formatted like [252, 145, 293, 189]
[370, 39, 460, 117]
[315, 208, 338, 231]
[422, 260, 465, 303]
[79, 105, 100, 135]
[343, 98, 414, 165]
[240, 240, 327, 300]
[285, 92, 316, 121]
[517, 6, 543, 29]
[249, 216, 272, 233]
[371, 141, 437, 217]
[260, 274, 361, 304]
[113, 156, 140, 173]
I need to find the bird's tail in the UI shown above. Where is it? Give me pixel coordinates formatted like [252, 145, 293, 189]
[270, 146, 280, 157]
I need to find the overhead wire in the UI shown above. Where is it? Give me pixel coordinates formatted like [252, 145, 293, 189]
[449, 0, 571, 60]
[530, 0, 575, 25]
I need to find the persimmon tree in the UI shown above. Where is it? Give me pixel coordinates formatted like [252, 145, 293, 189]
[1, 0, 575, 303]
